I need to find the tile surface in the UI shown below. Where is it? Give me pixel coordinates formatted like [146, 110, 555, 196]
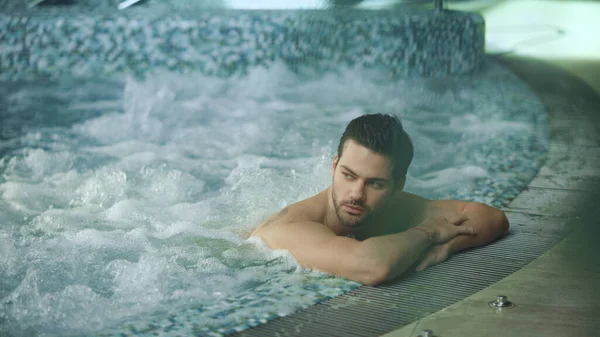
[384, 1, 600, 336]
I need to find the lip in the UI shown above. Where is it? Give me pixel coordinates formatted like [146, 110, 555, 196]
[344, 205, 365, 214]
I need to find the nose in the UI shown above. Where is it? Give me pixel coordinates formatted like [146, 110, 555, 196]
[349, 180, 366, 203]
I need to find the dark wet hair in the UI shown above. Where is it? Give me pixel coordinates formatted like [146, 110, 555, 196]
[337, 113, 413, 182]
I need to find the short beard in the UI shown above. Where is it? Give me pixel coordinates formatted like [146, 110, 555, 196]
[331, 186, 370, 229]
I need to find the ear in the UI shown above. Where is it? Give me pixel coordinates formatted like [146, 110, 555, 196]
[331, 154, 339, 177]
[394, 176, 406, 193]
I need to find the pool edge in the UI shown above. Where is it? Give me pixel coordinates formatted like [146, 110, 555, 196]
[382, 54, 600, 337]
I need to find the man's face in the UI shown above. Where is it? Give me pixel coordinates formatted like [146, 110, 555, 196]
[331, 140, 398, 229]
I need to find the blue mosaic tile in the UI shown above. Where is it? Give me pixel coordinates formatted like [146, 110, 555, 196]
[96, 271, 362, 337]
[0, 9, 484, 80]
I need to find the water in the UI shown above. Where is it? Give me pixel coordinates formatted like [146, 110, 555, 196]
[0, 61, 549, 336]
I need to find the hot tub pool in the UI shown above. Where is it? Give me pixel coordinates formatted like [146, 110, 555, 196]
[0, 4, 548, 337]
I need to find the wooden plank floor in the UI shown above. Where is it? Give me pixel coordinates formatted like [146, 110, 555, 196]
[382, 55, 600, 337]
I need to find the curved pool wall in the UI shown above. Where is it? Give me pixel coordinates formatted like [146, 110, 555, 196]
[0, 5, 485, 80]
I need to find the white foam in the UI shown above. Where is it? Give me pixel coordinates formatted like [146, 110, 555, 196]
[64, 228, 134, 249]
[412, 165, 489, 189]
[1, 148, 74, 183]
[0, 232, 18, 276]
[70, 167, 127, 208]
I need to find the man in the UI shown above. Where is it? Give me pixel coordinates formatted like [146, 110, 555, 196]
[251, 114, 509, 286]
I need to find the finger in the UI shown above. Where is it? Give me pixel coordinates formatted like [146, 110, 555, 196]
[417, 255, 440, 271]
[416, 253, 436, 271]
[457, 225, 476, 235]
[450, 213, 469, 225]
[415, 259, 428, 272]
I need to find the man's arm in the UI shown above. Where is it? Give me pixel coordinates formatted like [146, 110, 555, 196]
[388, 193, 509, 251]
[428, 200, 509, 254]
[254, 221, 435, 286]
[253, 214, 474, 286]
[413, 200, 510, 272]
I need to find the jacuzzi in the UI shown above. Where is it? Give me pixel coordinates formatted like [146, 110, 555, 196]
[0, 2, 550, 336]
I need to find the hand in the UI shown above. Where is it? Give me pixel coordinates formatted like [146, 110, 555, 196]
[418, 213, 475, 244]
[415, 242, 451, 272]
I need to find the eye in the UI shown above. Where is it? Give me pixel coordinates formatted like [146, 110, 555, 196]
[342, 173, 354, 180]
[369, 181, 383, 189]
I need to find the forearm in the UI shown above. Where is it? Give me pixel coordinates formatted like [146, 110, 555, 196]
[358, 227, 433, 283]
[446, 208, 509, 254]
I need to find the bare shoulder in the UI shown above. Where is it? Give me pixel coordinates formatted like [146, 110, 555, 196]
[392, 191, 430, 208]
[250, 190, 327, 237]
[389, 191, 433, 225]
[359, 191, 432, 238]
[427, 198, 470, 216]
[391, 192, 473, 221]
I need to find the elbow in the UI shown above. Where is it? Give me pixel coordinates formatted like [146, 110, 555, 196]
[498, 210, 510, 234]
[359, 261, 391, 287]
[475, 202, 510, 237]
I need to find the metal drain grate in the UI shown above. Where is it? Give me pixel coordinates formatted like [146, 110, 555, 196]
[234, 226, 563, 337]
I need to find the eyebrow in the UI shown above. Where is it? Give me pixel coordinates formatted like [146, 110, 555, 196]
[340, 165, 390, 183]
